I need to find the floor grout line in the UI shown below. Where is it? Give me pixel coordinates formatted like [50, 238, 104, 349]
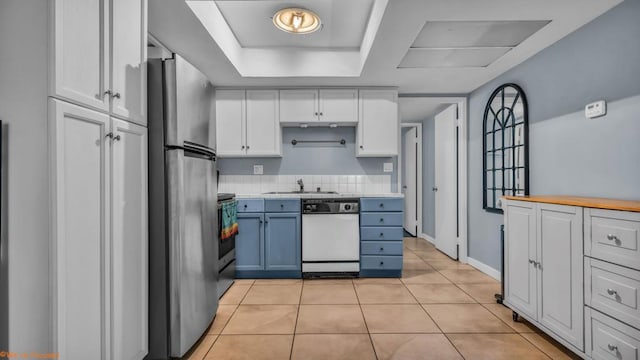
[352, 275, 380, 360]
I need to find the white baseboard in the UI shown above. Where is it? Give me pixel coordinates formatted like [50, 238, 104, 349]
[467, 257, 501, 281]
[419, 233, 435, 244]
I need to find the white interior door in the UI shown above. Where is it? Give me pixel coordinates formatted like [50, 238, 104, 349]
[435, 105, 458, 259]
[403, 127, 418, 236]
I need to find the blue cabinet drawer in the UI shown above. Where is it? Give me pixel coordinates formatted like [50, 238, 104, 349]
[360, 198, 403, 212]
[361, 241, 403, 256]
[265, 199, 300, 212]
[360, 212, 403, 227]
[237, 199, 264, 213]
[361, 255, 403, 270]
[360, 227, 403, 241]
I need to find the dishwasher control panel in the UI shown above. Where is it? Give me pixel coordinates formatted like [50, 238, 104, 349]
[302, 198, 360, 214]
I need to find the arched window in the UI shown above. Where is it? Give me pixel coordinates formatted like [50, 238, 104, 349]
[483, 83, 529, 213]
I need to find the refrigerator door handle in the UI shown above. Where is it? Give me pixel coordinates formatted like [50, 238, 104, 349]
[166, 143, 216, 161]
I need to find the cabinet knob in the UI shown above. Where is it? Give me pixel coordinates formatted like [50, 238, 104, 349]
[103, 90, 112, 97]
[244, 204, 248, 208]
[112, 92, 121, 99]
[379, 247, 384, 251]
[315, 112, 318, 116]
[319, 112, 323, 116]
[246, 146, 250, 150]
[113, 134, 121, 141]
[379, 261, 384, 266]
[607, 344, 618, 352]
[607, 234, 619, 241]
[241, 145, 245, 149]
[280, 204, 284, 208]
[360, 145, 364, 149]
[105, 132, 114, 139]
[379, 232, 384, 237]
[379, 218, 384, 223]
[432, 187, 438, 192]
[607, 288, 618, 296]
[379, 203, 384, 208]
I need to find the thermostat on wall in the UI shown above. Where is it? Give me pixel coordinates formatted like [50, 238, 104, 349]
[585, 100, 606, 119]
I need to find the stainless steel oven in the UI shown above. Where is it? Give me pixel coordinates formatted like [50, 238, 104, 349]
[217, 193, 236, 298]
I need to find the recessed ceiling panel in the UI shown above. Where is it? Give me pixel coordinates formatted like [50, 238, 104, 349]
[215, 0, 374, 49]
[412, 21, 551, 48]
[398, 48, 511, 68]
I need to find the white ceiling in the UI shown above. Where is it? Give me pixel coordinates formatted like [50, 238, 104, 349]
[149, 0, 622, 93]
[399, 97, 457, 123]
[216, 0, 374, 49]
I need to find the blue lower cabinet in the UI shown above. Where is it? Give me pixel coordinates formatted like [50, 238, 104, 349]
[235, 213, 264, 272]
[359, 197, 404, 278]
[235, 199, 302, 279]
[265, 212, 301, 273]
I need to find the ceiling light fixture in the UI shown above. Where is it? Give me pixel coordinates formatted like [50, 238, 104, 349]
[273, 8, 321, 34]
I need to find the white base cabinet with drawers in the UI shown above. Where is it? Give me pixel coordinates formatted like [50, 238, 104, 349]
[504, 197, 640, 359]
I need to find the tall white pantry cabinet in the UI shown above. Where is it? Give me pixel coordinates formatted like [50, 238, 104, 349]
[0, 0, 148, 358]
[50, 0, 149, 359]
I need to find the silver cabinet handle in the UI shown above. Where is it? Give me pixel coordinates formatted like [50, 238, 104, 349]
[607, 344, 618, 352]
[105, 132, 114, 139]
[528, 259, 536, 264]
[112, 92, 121, 99]
[607, 288, 618, 296]
[607, 234, 619, 241]
[432, 187, 438, 192]
[113, 134, 121, 141]
[104, 90, 112, 97]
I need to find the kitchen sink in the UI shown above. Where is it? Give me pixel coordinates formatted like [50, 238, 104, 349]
[264, 191, 338, 194]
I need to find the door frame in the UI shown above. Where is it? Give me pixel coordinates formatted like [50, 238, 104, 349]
[397, 95, 468, 263]
[399, 122, 423, 237]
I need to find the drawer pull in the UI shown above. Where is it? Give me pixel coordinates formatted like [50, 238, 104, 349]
[379, 261, 384, 266]
[379, 203, 384, 208]
[607, 234, 619, 241]
[379, 247, 384, 251]
[280, 204, 284, 208]
[379, 218, 384, 223]
[607, 344, 618, 352]
[244, 204, 248, 208]
[379, 232, 384, 237]
[607, 288, 618, 296]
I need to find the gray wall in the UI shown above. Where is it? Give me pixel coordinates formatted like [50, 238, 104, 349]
[467, 0, 640, 270]
[0, 0, 51, 351]
[218, 126, 399, 191]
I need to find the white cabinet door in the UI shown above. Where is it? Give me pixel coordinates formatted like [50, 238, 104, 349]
[111, 0, 147, 125]
[52, 0, 110, 112]
[319, 89, 358, 124]
[357, 90, 398, 157]
[111, 119, 148, 360]
[279, 89, 318, 124]
[50, 99, 110, 360]
[504, 201, 538, 320]
[215, 90, 246, 157]
[538, 204, 584, 350]
[246, 90, 281, 156]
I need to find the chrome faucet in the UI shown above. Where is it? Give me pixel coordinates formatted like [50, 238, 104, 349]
[297, 178, 304, 192]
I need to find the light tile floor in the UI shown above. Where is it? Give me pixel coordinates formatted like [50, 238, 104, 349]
[183, 238, 580, 360]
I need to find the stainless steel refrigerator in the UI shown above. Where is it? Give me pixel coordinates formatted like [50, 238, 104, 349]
[147, 54, 218, 359]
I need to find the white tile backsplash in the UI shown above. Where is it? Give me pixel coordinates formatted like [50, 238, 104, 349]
[218, 174, 393, 194]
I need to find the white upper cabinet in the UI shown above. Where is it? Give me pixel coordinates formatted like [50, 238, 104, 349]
[246, 90, 281, 156]
[319, 89, 358, 124]
[52, 0, 110, 112]
[280, 89, 318, 124]
[215, 90, 281, 157]
[216, 90, 246, 157]
[51, 0, 147, 125]
[110, 0, 147, 125]
[280, 89, 358, 125]
[357, 89, 399, 157]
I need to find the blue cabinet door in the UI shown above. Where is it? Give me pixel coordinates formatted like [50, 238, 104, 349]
[265, 212, 301, 272]
[236, 213, 264, 271]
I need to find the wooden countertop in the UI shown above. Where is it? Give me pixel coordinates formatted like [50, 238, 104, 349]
[502, 195, 640, 213]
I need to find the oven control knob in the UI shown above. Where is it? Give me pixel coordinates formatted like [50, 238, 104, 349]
[344, 204, 352, 211]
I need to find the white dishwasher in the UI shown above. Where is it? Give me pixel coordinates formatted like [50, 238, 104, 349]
[302, 198, 360, 276]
